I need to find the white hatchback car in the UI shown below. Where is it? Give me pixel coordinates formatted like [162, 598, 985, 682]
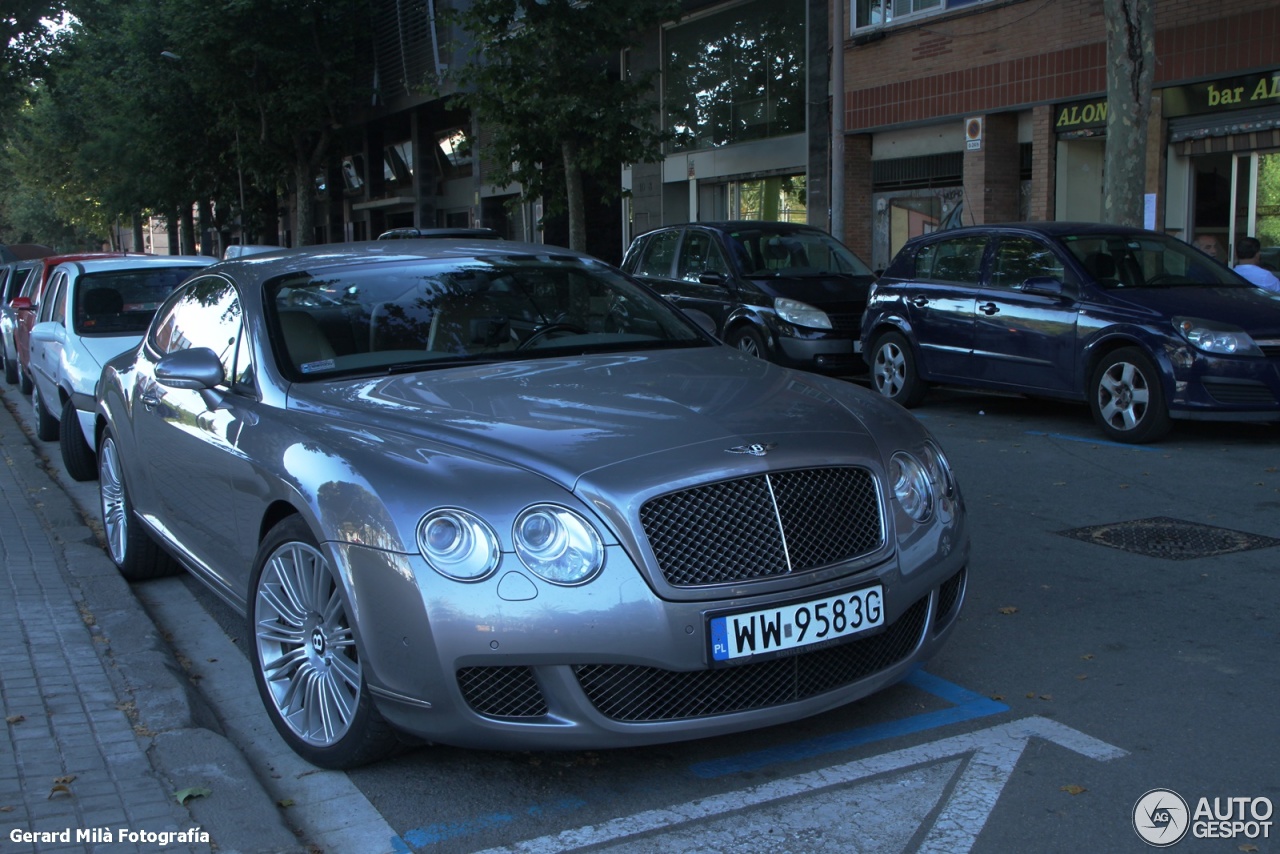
[28, 254, 215, 479]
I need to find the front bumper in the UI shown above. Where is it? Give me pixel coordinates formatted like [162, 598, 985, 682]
[1166, 348, 1280, 421]
[336, 536, 969, 751]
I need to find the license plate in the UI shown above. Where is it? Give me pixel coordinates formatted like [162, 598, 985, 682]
[709, 585, 884, 662]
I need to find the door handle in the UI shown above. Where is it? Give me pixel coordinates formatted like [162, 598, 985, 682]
[140, 389, 160, 410]
[910, 297, 929, 308]
[979, 302, 999, 316]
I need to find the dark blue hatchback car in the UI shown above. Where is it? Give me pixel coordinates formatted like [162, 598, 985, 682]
[860, 222, 1280, 443]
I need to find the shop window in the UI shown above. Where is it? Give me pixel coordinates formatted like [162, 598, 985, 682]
[735, 175, 807, 223]
[384, 141, 413, 184]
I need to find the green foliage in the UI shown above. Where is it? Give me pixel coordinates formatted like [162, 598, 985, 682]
[450, 0, 675, 217]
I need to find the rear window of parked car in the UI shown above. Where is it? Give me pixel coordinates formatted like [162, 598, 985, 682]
[915, 236, 987, 285]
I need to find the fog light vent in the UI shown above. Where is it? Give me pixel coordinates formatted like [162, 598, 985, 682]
[1058, 517, 1280, 560]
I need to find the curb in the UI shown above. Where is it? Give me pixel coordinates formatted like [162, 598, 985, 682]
[1, 387, 307, 854]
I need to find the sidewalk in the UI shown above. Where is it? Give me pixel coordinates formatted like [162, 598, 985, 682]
[0, 387, 303, 854]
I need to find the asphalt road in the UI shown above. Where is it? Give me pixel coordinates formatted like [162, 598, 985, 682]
[17, 379, 1280, 853]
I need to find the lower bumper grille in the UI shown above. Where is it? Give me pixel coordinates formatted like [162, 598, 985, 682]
[933, 567, 965, 632]
[457, 665, 548, 718]
[1201, 379, 1277, 406]
[574, 596, 929, 723]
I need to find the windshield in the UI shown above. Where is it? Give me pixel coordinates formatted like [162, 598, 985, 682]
[1061, 233, 1248, 289]
[74, 266, 202, 335]
[724, 228, 872, 277]
[266, 254, 709, 379]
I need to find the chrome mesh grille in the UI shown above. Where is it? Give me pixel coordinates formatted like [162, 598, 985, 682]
[640, 467, 883, 587]
[457, 666, 548, 718]
[574, 596, 928, 722]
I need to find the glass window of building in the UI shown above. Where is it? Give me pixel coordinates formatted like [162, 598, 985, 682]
[665, 0, 805, 152]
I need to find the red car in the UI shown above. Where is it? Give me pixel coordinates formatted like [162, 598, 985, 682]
[9, 253, 133, 393]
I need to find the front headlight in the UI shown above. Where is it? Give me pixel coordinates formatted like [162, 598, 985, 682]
[417, 509, 500, 581]
[774, 298, 832, 330]
[1173, 317, 1263, 356]
[922, 441, 957, 500]
[891, 451, 934, 523]
[513, 505, 604, 585]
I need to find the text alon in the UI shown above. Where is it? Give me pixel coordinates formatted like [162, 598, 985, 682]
[1192, 797, 1273, 839]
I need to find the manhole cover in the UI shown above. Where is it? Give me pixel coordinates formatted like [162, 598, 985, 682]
[1058, 516, 1280, 560]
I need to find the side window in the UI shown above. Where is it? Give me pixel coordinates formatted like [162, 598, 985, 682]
[676, 231, 729, 283]
[990, 237, 1065, 289]
[916, 236, 987, 286]
[39, 272, 67, 324]
[150, 277, 252, 390]
[635, 230, 681, 278]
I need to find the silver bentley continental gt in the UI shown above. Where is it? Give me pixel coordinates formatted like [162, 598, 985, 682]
[94, 240, 969, 769]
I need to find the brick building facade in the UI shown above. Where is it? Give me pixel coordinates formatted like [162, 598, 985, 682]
[840, 0, 1280, 269]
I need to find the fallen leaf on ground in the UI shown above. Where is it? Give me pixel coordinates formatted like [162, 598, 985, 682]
[47, 785, 71, 799]
[174, 787, 211, 806]
[998, 606, 1018, 615]
[1061, 784, 1086, 795]
[278, 798, 295, 808]
[54, 775, 76, 784]
[5, 715, 24, 724]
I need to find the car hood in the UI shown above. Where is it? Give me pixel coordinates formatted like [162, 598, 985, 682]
[747, 274, 875, 306]
[1100, 285, 1280, 334]
[290, 348, 885, 489]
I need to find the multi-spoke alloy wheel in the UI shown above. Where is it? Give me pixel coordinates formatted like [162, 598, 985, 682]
[249, 518, 396, 768]
[870, 331, 926, 407]
[97, 432, 172, 579]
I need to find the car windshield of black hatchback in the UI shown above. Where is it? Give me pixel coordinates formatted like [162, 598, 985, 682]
[726, 228, 872, 278]
[1061, 232, 1247, 290]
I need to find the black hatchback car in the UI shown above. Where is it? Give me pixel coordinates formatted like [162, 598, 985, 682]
[622, 221, 876, 373]
[860, 222, 1280, 443]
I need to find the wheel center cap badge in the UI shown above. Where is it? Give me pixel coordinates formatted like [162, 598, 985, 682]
[727, 442, 777, 457]
[311, 628, 326, 654]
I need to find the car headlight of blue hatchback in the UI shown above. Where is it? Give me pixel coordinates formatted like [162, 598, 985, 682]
[1173, 317, 1263, 356]
[513, 504, 604, 585]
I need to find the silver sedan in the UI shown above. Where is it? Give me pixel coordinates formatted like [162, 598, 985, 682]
[95, 240, 969, 769]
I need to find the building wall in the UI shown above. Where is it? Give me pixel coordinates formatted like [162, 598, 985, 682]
[839, 0, 1280, 255]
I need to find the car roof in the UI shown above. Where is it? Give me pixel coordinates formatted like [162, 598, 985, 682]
[377, 227, 501, 240]
[913, 221, 1155, 241]
[638, 221, 827, 237]
[55, 255, 215, 275]
[213, 239, 594, 280]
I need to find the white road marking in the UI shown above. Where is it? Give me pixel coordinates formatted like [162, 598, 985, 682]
[471, 717, 1126, 854]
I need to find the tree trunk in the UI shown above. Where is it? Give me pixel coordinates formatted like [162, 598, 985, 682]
[562, 139, 586, 252]
[294, 157, 316, 247]
[1101, 0, 1155, 227]
[180, 205, 197, 255]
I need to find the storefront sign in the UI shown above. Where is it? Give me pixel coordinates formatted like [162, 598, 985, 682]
[1164, 69, 1280, 118]
[1054, 99, 1108, 133]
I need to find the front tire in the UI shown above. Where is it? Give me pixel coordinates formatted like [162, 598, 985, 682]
[32, 385, 60, 441]
[870, 331, 927, 407]
[98, 432, 176, 580]
[60, 398, 98, 481]
[250, 517, 398, 769]
[18, 364, 33, 395]
[727, 325, 768, 360]
[1090, 347, 1170, 443]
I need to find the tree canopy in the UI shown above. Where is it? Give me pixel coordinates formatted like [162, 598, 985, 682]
[451, 0, 675, 251]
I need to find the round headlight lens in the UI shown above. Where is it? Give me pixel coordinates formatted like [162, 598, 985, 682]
[417, 509, 500, 581]
[922, 441, 956, 499]
[513, 505, 604, 585]
[1172, 317, 1262, 356]
[891, 451, 934, 523]
[774, 298, 832, 330]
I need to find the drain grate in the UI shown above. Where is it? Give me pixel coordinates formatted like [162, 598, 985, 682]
[1058, 516, 1280, 561]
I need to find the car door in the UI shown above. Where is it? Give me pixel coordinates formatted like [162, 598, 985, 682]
[29, 268, 69, 405]
[665, 228, 739, 333]
[129, 276, 262, 601]
[902, 235, 987, 380]
[627, 228, 684, 300]
[970, 234, 1080, 393]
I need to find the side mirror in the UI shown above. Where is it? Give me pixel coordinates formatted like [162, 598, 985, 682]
[1020, 276, 1066, 298]
[155, 347, 225, 390]
[682, 308, 718, 337]
[10, 296, 33, 312]
[30, 321, 58, 343]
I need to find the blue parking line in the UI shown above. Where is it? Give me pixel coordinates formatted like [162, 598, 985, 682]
[688, 668, 1008, 778]
[393, 669, 1004, 848]
[1024, 429, 1159, 450]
